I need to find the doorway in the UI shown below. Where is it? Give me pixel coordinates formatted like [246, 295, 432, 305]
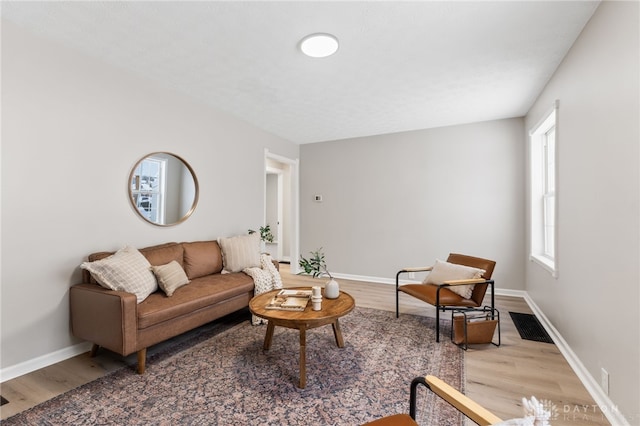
[264, 150, 299, 271]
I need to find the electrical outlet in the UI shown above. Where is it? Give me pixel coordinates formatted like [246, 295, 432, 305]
[601, 368, 609, 395]
[408, 272, 416, 280]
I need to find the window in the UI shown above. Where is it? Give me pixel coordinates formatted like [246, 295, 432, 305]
[529, 102, 558, 276]
[131, 156, 166, 223]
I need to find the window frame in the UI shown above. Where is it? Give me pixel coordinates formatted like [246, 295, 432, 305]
[131, 156, 167, 224]
[529, 101, 558, 277]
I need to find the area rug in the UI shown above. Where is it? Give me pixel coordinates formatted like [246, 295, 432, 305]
[4, 307, 464, 425]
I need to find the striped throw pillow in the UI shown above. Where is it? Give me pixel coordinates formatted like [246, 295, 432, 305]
[151, 260, 190, 296]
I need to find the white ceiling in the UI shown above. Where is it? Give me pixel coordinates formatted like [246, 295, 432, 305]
[2, 1, 600, 144]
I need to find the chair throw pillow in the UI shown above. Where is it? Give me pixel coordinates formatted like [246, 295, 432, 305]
[423, 259, 485, 299]
[80, 245, 158, 303]
[218, 233, 261, 273]
[150, 260, 190, 297]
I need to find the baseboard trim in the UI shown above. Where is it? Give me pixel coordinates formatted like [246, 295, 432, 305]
[523, 293, 629, 426]
[492, 287, 527, 298]
[331, 272, 398, 285]
[0, 342, 91, 383]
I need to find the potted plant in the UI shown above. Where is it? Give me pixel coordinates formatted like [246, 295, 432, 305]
[298, 248, 339, 298]
[248, 225, 274, 243]
[248, 225, 274, 252]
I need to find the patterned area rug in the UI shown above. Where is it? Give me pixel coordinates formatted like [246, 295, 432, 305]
[5, 307, 464, 425]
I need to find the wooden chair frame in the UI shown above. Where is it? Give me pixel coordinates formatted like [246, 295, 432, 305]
[413, 375, 503, 425]
[363, 375, 503, 425]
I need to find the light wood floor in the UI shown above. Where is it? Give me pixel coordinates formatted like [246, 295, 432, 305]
[1, 266, 610, 425]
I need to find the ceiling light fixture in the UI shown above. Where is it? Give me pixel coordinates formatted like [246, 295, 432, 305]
[299, 33, 339, 58]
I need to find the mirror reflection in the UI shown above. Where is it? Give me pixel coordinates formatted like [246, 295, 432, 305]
[129, 152, 199, 226]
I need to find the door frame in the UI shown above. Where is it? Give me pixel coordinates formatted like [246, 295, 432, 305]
[265, 168, 284, 260]
[264, 149, 300, 273]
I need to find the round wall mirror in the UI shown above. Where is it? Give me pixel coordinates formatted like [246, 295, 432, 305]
[128, 152, 199, 226]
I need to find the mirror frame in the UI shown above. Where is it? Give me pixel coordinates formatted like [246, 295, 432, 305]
[128, 152, 199, 227]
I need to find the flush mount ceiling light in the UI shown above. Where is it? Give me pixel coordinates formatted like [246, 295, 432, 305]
[299, 33, 339, 58]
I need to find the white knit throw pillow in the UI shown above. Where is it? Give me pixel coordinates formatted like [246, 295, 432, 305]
[244, 254, 283, 325]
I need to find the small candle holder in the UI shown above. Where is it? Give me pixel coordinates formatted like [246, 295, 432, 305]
[311, 288, 322, 311]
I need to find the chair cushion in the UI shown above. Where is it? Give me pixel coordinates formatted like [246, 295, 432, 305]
[399, 283, 480, 307]
[423, 259, 485, 299]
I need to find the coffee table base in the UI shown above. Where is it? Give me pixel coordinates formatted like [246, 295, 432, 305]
[249, 288, 355, 389]
[263, 319, 345, 388]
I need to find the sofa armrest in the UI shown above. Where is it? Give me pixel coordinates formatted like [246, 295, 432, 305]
[70, 283, 138, 356]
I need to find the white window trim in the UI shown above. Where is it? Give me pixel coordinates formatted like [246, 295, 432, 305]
[132, 156, 167, 224]
[531, 252, 556, 276]
[529, 100, 559, 278]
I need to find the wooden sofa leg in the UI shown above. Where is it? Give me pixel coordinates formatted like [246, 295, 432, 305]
[90, 344, 99, 357]
[136, 348, 147, 374]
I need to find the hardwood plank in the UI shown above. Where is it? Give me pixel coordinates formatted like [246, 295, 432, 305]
[1, 266, 610, 424]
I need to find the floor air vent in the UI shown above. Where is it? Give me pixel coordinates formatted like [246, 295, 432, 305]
[509, 312, 553, 343]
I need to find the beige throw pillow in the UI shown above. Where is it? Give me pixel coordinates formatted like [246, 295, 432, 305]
[80, 246, 158, 303]
[423, 259, 485, 299]
[218, 233, 261, 273]
[151, 260, 190, 296]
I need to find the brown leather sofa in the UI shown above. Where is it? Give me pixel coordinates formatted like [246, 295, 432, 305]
[70, 240, 271, 374]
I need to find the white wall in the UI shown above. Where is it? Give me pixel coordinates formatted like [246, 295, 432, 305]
[0, 21, 298, 373]
[300, 118, 526, 290]
[525, 1, 639, 421]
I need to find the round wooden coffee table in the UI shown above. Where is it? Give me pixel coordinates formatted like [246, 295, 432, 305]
[249, 287, 355, 388]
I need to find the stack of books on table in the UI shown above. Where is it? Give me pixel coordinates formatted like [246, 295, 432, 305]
[266, 289, 312, 311]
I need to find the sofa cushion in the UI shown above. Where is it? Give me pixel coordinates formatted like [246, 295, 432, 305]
[218, 233, 261, 273]
[137, 272, 254, 329]
[81, 246, 158, 303]
[151, 260, 190, 296]
[182, 240, 223, 279]
[139, 242, 184, 267]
